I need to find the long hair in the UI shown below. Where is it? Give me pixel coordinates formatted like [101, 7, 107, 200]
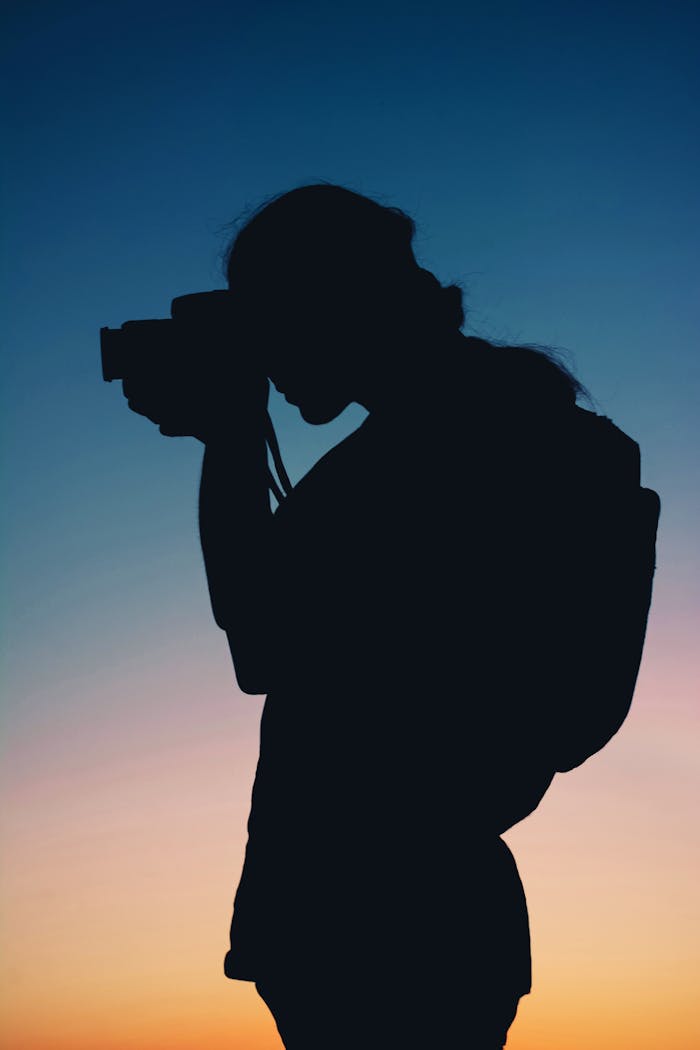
[223, 182, 586, 406]
[223, 182, 464, 333]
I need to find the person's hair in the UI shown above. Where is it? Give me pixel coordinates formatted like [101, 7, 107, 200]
[223, 182, 464, 332]
[222, 182, 587, 406]
[469, 337, 589, 407]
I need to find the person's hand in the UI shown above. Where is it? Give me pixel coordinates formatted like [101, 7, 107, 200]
[122, 364, 269, 444]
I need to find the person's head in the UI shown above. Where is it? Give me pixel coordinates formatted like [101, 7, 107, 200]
[224, 183, 464, 423]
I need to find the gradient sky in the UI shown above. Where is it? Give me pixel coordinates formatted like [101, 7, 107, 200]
[2, 2, 698, 1047]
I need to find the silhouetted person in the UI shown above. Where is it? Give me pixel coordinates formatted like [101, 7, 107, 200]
[122, 184, 659, 1048]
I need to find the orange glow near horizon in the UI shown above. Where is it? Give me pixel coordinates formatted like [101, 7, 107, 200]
[2, 628, 699, 1049]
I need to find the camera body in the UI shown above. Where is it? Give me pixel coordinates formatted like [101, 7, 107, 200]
[101, 288, 292, 497]
[100, 290, 237, 383]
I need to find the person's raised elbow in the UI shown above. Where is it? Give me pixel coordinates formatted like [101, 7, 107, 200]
[224, 629, 269, 696]
[233, 666, 268, 696]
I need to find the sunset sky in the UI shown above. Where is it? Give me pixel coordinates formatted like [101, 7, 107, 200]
[2, 2, 698, 1047]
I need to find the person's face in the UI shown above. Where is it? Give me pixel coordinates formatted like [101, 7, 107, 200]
[241, 277, 362, 424]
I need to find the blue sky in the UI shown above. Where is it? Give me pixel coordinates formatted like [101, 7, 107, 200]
[2, 0, 698, 737]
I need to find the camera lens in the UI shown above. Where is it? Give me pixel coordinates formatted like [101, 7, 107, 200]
[100, 326, 125, 382]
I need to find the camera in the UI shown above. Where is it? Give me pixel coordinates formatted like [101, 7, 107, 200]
[100, 290, 237, 383]
[101, 289, 293, 499]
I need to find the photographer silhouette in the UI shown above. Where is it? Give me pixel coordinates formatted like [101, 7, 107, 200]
[114, 183, 659, 1049]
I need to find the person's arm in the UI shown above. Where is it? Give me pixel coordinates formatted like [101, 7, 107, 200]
[198, 422, 274, 695]
[122, 355, 276, 694]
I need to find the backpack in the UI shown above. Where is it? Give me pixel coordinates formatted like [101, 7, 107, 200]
[545, 406, 661, 773]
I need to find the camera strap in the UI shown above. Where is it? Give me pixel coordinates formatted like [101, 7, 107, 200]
[265, 410, 293, 504]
